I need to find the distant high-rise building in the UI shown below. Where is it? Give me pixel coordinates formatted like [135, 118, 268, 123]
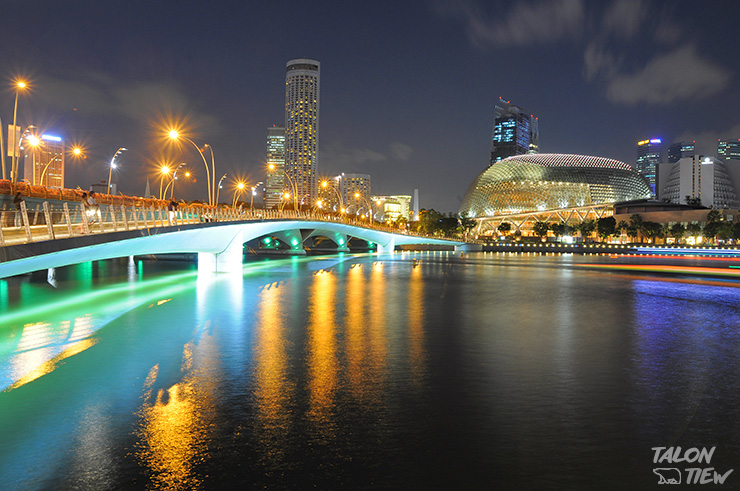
[23, 133, 65, 187]
[636, 138, 662, 197]
[285, 58, 320, 205]
[265, 125, 285, 209]
[490, 97, 539, 164]
[340, 173, 371, 214]
[718, 139, 740, 161]
[659, 155, 740, 209]
[667, 141, 695, 163]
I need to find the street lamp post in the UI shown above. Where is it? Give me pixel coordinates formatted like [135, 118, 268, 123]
[159, 165, 171, 200]
[232, 181, 245, 208]
[215, 173, 227, 205]
[321, 180, 344, 212]
[40, 145, 83, 186]
[269, 163, 298, 211]
[10, 81, 28, 183]
[107, 147, 127, 195]
[168, 130, 215, 206]
[162, 162, 187, 199]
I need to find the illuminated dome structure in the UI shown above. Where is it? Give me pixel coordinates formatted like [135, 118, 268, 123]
[459, 154, 652, 217]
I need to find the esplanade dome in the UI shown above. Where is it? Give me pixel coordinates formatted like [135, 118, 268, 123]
[459, 153, 652, 218]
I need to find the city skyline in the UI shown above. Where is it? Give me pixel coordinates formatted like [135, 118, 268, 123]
[1, 0, 739, 212]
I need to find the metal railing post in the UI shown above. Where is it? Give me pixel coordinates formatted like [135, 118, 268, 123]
[80, 203, 90, 234]
[20, 200, 32, 242]
[63, 202, 73, 237]
[133, 206, 139, 229]
[110, 205, 118, 231]
[42, 201, 55, 240]
[121, 205, 129, 230]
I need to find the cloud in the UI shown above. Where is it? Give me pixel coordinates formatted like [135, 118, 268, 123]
[583, 43, 621, 81]
[390, 142, 414, 161]
[601, 0, 646, 39]
[34, 73, 222, 135]
[436, 0, 585, 48]
[320, 141, 387, 174]
[605, 45, 731, 105]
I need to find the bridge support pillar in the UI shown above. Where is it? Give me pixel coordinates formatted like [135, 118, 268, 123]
[198, 231, 244, 273]
[273, 229, 307, 255]
[377, 237, 396, 254]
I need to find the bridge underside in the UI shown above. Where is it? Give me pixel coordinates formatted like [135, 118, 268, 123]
[0, 219, 463, 277]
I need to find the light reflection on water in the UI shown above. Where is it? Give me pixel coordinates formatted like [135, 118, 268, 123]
[1, 252, 740, 489]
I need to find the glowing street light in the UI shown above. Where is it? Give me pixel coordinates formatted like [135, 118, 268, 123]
[269, 163, 298, 211]
[168, 129, 215, 206]
[107, 147, 127, 195]
[40, 144, 85, 186]
[10, 80, 29, 183]
[232, 181, 246, 208]
[321, 179, 343, 211]
[162, 162, 187, 199]
[159, 165, 171, 200]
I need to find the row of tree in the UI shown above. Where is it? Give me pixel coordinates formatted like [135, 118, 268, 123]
[500, 210, 740, 244]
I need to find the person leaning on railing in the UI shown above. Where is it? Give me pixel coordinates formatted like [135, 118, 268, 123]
[13, 191, 23, 227]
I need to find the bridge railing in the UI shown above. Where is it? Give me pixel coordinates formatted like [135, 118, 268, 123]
[0, 200, 441, 247]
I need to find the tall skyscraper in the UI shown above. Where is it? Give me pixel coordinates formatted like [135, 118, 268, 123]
[718, 139, 740, 161]
[636, 138, 662, 197]
[23, 133, 65, 187]
[285, 58, 320, 205]
[490, 98, 539, 165]
[265, 125, 285, 209]
[667, 141, 695, 163]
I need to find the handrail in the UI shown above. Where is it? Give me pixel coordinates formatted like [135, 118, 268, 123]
[0, 199, 458, 247]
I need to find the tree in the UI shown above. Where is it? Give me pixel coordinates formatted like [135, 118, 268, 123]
[459, 213, 476, 237]
[532, 221, 550, 240]
[669, 223, 686, 243]
[497, 222, 512, 236]
[707, 209, 723, 224]
[685, 195, 702, 206]
[628, 214, 643, 243]
[438, 213, 460, 237]
[596, 216, 616, 241]
[578, 220, 596, 241]
[732, 221, 740, 241]
[642, 221, 663, 243]
[550, 223, 567, 239]
[686, 222, 702, 238]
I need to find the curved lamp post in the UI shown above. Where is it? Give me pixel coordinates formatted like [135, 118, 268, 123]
[215, 173, 227, 205]
[10, 81, 28, 183]
[168, 130, 215, 206]
[232, 181, 246, 208]
[40, 145, 83, 186]
[159, 165, 171, 200]
[321, 180, 344, 212]
[162, 162, 187, 199]
[269, 163, 298, 211]
[107, 147, 127, 194]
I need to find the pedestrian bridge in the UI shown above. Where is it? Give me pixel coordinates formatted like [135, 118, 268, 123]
[0, 208, 471, 278]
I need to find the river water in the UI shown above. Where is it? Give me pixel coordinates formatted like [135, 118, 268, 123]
[1, 252, 740, 489]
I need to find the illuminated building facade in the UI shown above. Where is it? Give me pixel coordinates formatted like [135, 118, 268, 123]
[490, 98, 539, 165]
[265, 125, 285, 209]
[659, 156, 740, 209]
[340, 173, 372, 213]
[23, 134, 65, 187]
[667, 141, 695, 163]
[718, 139, 740, 161]
[285, 58, 320, 204]
[372, 194, 411, 222]
[636, 138, 662, 197]
[459, 154, 652, 218]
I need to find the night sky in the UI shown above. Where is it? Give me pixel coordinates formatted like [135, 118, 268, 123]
[2, 0, 739, 212]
